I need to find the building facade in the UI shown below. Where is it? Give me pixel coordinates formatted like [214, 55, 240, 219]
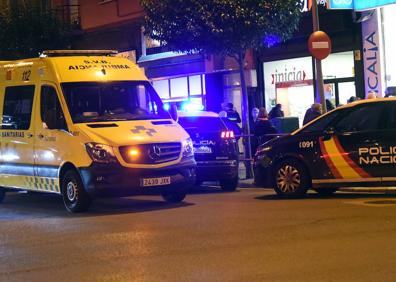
[55, 1, 370, 127]
[256, 5, 364, 125]
[53, 0, 257, 117]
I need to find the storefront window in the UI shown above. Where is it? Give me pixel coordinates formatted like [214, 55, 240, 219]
[382, 5, 396, 88]
[263, 51, 355, 126]
[151, 74, 206, 108]
[153, 80, 170, 100]
[189, 75, 202, 95]
[170, 77, 188, 98]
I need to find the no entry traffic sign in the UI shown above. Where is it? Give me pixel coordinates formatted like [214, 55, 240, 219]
[308, 31, 332, 60]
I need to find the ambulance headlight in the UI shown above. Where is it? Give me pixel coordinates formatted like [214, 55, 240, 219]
[85, 143, 117, 163]
[182, 138, 194, 158]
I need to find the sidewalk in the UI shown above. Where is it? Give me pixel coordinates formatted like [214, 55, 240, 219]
[238, 162, 256, 188]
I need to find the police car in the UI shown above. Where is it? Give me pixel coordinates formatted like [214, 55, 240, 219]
[254, 98, 396, 196]
[177, 109, 239, 191]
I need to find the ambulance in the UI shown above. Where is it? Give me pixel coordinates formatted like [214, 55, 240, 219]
[0, 50, 196, 212]
[254, 98, 396, 197]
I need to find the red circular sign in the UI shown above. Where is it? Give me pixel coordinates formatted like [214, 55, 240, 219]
[308, 31, 332, 60]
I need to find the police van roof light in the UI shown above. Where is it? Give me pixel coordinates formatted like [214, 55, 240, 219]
[181, 102, 204, 112]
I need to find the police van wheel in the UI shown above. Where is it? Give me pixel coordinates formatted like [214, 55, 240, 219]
[0, 188, 5, 203]
[220, 177, 238, 192]
[62, 170, 91, 213]
[161, 191, 186, 203]
[314, 188, 337, 196]
[273, 159, 309, 197]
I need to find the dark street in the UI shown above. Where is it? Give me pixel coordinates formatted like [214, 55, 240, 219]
[1, 185, 396, 281]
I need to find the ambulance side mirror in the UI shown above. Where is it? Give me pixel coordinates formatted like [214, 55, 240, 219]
[169, 104, 178, 121]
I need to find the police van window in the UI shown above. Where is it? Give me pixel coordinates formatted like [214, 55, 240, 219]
[40, 86, 66, 129]
[299, 110, 341, 133]
[1, 85, 35, 130]
[178, 116, 229, 132]
[383, 101, 396, 130]
[61, 81, 169, 123]
[333, 104, 384, 133]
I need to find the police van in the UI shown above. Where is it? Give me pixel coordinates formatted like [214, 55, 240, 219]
[177, 110, 239, 191]
[254, 98, 396, 196]
[0, 50, 195, 212]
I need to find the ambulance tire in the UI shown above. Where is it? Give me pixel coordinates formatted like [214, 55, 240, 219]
[161, 191, 186, 203]
[314, 188, 338, 196]
[62, 170, 92, 213]
[273, 159, 309, 198]
[220, 177, 238, 192]
[0, 188, 5, 203]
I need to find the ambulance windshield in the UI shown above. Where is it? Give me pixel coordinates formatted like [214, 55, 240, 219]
[62, 81, 170, 123]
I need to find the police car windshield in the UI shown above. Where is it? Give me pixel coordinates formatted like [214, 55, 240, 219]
[62, 81, 169, 123]
[178, 116, 232, 132]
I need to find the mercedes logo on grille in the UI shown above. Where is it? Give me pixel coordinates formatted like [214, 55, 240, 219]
[148, 145, 162, 160]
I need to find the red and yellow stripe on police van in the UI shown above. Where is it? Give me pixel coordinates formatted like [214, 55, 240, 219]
[319, 136, 371, 179]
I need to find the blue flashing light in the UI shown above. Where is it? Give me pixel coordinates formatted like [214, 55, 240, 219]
[181, 102, 204, 112]
[263, 34, 281, 47]
[163, 103, 170, 111]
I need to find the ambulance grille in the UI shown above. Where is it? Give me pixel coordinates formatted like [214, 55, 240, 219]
[119, 143, 182, 164]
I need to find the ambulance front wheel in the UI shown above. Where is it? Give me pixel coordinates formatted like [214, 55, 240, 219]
[273, 159, 309, 197]
[0, 188, 5, 203]
[61, 170, 92, 212]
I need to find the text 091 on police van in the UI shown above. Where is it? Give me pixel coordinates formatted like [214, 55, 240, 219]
[0, 50, 196, 212]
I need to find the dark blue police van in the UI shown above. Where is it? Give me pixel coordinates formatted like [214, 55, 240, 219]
[178, 111, 239, 191]
[254, 98, 396, 197]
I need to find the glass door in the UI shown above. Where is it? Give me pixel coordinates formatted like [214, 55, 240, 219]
[323, 78, 356, 107]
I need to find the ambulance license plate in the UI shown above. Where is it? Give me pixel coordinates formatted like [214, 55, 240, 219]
[141, 177, 171, 187]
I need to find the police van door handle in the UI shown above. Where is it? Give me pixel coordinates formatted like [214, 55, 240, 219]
[37, 134, 44, 139]
[364, 140, 379, 146]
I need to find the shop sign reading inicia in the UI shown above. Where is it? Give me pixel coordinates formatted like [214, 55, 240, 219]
[328, 0, 396, 10]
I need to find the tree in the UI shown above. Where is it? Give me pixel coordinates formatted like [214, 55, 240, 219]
[0, 0, 71, 60]
[141, 0, 303, 177]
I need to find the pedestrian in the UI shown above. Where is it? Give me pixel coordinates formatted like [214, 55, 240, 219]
[251, 107, 277, 154]
[219, 102, 242, 124]
[347, 96, 359, 103]
[303, 103, 322, 125]
[268, 103, 284, 120]
[251, 107, 259, 123]
[367, 92, 377, 99]
[219, 102, 242, 139]
[325, 99, 335, 111]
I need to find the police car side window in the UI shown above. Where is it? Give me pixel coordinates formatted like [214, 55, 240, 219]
[1, 85, 35, 130]
[334, 105, 383, 133]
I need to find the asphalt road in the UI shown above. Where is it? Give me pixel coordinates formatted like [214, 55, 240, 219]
[2, 184, 396, 282]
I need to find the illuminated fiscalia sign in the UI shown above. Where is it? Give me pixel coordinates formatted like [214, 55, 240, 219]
[303, 0, 396, 10]
[327, 0, 396, 10]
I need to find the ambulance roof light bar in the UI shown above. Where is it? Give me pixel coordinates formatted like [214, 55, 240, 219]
[41, 50, 119, 57]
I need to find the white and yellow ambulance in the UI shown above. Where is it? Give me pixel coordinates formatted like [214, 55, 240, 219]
[0, 50, 195, 212]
